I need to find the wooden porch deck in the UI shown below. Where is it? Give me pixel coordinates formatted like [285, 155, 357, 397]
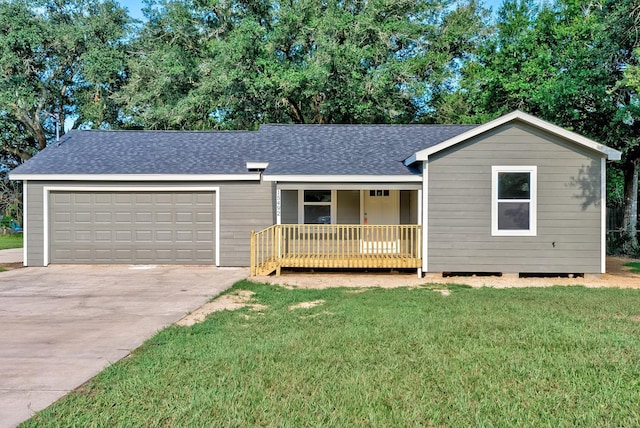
[250, 224, 422, 276]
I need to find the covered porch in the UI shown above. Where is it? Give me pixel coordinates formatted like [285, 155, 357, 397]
[250, 224, 422, 276]
[251, 184, 423, 276]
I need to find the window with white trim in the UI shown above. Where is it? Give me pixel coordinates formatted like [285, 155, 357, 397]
[302, 190, 332, 224]
[492, 166, 537, 236]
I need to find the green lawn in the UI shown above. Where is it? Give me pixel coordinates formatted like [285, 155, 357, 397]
[24, 282, 640, 427]
[624, 261, 640, 273]
[0, 233, 22, 250]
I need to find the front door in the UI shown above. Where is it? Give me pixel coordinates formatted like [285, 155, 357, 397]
[363, 190, 399, 224]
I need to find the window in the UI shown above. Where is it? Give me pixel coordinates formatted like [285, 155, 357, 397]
[302, 190, 332, 224]
[369, 190, 390, 197]
[492, 166, 537, 236]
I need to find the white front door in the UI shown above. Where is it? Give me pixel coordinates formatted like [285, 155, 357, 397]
[363, 190, 399, 224]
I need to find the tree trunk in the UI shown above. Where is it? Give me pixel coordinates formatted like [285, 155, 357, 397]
[622, 158, 639, 250]
[284, 97, 305, 124]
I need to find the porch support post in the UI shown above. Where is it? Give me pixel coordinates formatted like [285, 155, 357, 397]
[417, 188, 423, 278]
[600, 157, 606, 274]
[276, 187, 282, 225]
[421, 160, 428, 274]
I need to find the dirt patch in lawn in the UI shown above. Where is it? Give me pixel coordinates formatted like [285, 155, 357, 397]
[0, 262, 24, 272]
[177, 290, 267, 326]
[289, 300, 325, 310]
[250, 257, 640, 289]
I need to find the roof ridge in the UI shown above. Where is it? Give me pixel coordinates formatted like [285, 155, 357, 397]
[71, 129, 256, 134]
[259, 123, 479, 128]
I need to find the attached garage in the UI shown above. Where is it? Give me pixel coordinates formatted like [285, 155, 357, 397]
[46, 188, 218, 265]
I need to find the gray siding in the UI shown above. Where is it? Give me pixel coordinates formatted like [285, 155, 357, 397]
[25, 180, 45, 267]
[427, 123, 603, 274]
[25, 180, 273, 267]
[337, 190, 360, 224]
[400, 190, 418, 224]
[219, 181, 273, 266]
[281, 190, 298, 223]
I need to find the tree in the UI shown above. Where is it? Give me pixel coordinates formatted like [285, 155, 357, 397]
[619, 44, 640, 250]
[0, 0, 131, 164]
[116, 0, 488, 129]
[612, 2, 640, 252]
[113, 0, 207, 129]
[0, 1, 51, 163]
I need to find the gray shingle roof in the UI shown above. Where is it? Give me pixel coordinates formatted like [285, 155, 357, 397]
[12, 129, 259, 175]
[257, 124, 476, 175]
[11, 124, 477, 177]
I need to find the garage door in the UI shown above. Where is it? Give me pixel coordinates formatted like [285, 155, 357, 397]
[50, 191, 216, 264]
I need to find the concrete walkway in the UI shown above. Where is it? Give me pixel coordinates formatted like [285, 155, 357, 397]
[0, 265, 248, 428]
[0, 248, 22, 264]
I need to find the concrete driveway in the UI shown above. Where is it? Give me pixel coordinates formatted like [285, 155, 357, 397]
[0, 265, 248, 428]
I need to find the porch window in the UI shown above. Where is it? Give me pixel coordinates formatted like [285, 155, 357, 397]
[303, 190, 332, 224]
[491, 166, 537, 236]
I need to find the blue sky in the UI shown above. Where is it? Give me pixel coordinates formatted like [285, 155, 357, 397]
[117, 0, 507, 21]
[118, 0, 145, 20]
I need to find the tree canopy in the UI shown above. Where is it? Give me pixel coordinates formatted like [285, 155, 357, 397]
[115, 0, 488, 129]
[0, 0, 130, 164]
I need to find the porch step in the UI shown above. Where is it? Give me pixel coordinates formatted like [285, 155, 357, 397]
[254, 257, 278, 276]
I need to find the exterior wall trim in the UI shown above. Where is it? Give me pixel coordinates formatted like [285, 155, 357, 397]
[23, 180, 28, 267]
[276, 183, 421, 190]
[422, 161, 428, 272]
[296, 189, 337, 224]
[264, 175, 421, 183]
[491, 165, 538, 237]
[11, 174, 259, 182]
[417, 187, 423, 276]
[41, 185, 221, 266]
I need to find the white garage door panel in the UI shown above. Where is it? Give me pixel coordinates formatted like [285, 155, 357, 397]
[50, 191, 216, 264]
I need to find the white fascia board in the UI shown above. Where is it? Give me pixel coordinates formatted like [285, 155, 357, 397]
[409, 110, 622, 162]
[263, 174, 422, 182]
[9, 173, 261, 181]
[607, 150, 623, 161]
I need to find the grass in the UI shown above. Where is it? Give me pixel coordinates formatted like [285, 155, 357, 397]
[23, 282, 640, 427]
[0, 233, 23, 250]
[624, 261, 640, 273]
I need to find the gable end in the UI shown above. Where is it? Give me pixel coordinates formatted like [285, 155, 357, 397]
[405, 111, 621, 164]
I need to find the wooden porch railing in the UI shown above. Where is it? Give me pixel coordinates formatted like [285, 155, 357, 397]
[250, 224, 422, 276]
